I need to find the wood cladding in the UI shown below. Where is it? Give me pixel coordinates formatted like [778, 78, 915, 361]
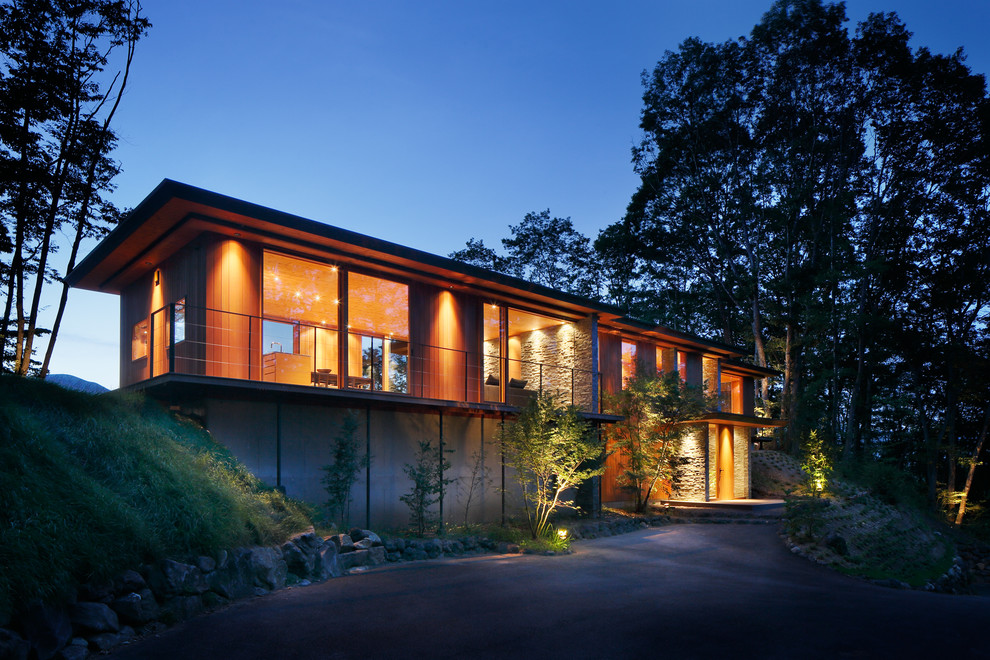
[205, 238, 261, 380]
[409, 283, 482, 402]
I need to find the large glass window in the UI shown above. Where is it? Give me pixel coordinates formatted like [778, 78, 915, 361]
[131, 318, 149, 360]
[262, 252, 340, 386]
[483, 303, 502, 401]
[174, 299, 186, 344]
[621, 341, 637, 386]
[347, 272, 408, 392]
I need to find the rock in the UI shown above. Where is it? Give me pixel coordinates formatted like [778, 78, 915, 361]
[496, 542, 521, 554]
[0, 628, 30, 660]
[216, 549, 229, 570]
[348, 528, 366, 542]
[111, 589, 160, 625]
[195, 556, 217, 573]
[362, 531, 383, 546]
[245, 547, 287, 590]
[386, 551, 402, 562]
[147, 559, 207, 596]
[77, 580, 114, 604]
[115, 570, 146, 595]
[87, 632, 123, 653]
[315, 542, 342, 580]
[291, 529, 322, 553]
[385, 537, 405, 553]
[424, 539, 442, 558]
[368, 547, 387, 566]
[353, 538, 375, 550]
[56, 644, 88, 660]
[282, 541, 315, 579]
[403, 546, 428, 561]
[16, 602, 72, 660]
[297, 579, 312, 587]
[338, 550, 370, 570]
[68, 602, 119, 634]
[330, 535, 355, 553]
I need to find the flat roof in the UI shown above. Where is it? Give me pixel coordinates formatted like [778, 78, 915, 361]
[67, 179, 767, 363]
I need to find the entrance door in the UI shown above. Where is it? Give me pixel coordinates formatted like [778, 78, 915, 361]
[717, 425, 734, 499]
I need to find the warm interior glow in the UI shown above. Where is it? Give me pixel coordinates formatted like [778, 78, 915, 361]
[263, 251, 339, 328]
[621, 341, 637, 385]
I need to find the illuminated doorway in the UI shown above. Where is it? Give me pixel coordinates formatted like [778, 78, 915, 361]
[717, 425, 735, 500]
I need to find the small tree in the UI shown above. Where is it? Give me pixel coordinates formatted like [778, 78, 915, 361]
[800, 431, 832, 497]
[500, 391, 604, 539]
[458, 443, 492, 526]
[606, 370, 710, 512]
[320, 413, 367, 529]
[401, 439, 453, 536]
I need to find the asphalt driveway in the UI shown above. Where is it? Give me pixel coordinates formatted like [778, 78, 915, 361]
[111, 524, 990, 659]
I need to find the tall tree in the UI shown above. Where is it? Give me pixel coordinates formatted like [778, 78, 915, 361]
[450, 209, 601, 299]
[0, 0, 150, 375]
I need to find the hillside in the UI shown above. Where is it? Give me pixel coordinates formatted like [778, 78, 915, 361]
[752, 450, 957, 588]
[0, 375, 315, 621]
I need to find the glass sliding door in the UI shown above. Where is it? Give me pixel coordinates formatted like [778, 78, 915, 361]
[347, 272, 409, 393]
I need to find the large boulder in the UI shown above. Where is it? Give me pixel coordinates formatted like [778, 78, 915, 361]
[243, 547, 287, 590]
[15, 602, 71, 660]
[146, 560, 207, 597]
[329, 534, 355, 553]
[281, 541, 315, 580]
[338, 550, 370, 571]
[67, 603, 119, 634]
[114, 570, 146, 595]
[111, 590, 160, 626]
[290, 529, 322, 554]
[314, 543, 342, 580]
[367, 547, 386, 566]
[0, 628, 30, 660]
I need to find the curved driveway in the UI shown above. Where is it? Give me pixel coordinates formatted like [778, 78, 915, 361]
[112, 524, 989, 659]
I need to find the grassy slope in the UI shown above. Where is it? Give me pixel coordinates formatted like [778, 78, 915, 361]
[752, 450, 954, 587]
[0, 376, 314, 619]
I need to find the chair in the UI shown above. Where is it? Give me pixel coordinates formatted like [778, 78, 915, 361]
[311, 369, 337, 387]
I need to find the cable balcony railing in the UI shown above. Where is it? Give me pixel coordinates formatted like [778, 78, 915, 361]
[139, 303, 600, 412]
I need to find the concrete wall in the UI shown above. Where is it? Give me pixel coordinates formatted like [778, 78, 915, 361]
[204, 399, 512, 529]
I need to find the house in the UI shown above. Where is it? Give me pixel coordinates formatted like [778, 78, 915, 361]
[66, 180, 783, 527]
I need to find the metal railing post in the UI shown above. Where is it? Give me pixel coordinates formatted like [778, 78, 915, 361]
[168, 303, 176, 374]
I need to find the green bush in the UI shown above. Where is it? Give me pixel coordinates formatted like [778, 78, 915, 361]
[0, 376, 314, 619]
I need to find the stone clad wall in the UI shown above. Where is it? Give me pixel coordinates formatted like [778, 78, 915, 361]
[734, 426, 751, 498]
[673, 424, 709, 501]
[514, 318, 593, 409]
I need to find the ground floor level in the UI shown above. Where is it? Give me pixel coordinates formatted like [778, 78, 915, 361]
[149, 377, 766, 528]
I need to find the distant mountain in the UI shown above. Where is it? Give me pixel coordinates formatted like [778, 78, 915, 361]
[47, 374, 110, 394]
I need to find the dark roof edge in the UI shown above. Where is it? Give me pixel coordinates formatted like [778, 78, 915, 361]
[67, 180, 624, 319]
[720, 358, 781, 378]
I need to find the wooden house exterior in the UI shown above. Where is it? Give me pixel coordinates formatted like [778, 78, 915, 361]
[67, 180, 783, 527]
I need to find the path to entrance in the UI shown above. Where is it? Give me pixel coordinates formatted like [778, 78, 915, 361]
[111, 524, 989, 659]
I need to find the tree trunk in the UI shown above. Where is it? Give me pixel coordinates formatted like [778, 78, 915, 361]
[955, 403, 989, 525]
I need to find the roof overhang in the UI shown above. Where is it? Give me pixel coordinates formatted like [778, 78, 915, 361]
[66, 179, 627, 322]
[695, 413, 788, 429]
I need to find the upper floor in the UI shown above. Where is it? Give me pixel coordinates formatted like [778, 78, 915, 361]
[67, 180, 777, 421]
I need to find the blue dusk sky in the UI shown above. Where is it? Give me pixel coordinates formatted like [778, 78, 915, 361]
[47, 0, 990, 389]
